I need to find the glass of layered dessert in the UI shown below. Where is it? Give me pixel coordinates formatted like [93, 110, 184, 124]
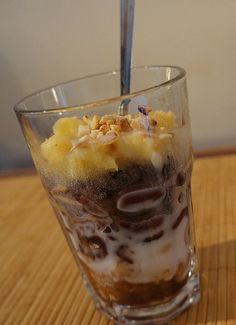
[15, 66, 200, 324]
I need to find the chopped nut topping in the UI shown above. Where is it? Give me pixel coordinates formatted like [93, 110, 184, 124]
[110, 124, 121, 132]
[96, 131, 104, 139]
[70, 134, 91, 151]
[99, 124, 110, 134]
[90, 129, 100, 139]
[90, 115, 100, 130]
[97, 132, 117, 145]
[78, 124, 90, 137]
[82, 115, 90, 124]
[99, 115, 114, 124]
[41, 108, 177, 179]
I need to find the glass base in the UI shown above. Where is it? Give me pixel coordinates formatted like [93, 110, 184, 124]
[83, 271, 200, 325]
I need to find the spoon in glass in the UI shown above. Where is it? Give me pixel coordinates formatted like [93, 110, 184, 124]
[119, 0, 135, 115]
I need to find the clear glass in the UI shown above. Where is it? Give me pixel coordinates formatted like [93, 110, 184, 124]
[15, 66, 200, 324]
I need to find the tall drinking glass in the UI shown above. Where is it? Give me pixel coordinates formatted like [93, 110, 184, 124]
[15, 66, 200, 324]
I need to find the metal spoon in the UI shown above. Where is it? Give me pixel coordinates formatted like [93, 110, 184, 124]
[119, 0, 135, 115]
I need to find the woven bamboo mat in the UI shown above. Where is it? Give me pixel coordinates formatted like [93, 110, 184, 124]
[0, 154, 235, 325]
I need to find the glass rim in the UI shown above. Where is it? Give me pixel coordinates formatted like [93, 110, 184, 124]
[14, 65, 186, 115]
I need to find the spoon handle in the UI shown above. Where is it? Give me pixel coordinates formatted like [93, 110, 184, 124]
[120, 0, 135, 96]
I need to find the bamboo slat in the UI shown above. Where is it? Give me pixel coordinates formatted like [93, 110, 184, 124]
[0, 155, 235, 325]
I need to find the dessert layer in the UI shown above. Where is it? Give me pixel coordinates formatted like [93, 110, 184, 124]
[81, 260, 189, 306]
[41, 110, 177, 179]
[50, 163, 192, 284]
[40, 108, 193, 302]
[75, 209, 190, 284]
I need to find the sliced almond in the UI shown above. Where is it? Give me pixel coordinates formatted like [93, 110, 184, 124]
[70, 135, 90, 151]
[78, 135, 90, 143]
[99, 124, 109, 134]
[99, 115, 113, 124]
[110, 124, 121, 132]
[90, 129, 100, 139]
[107, 130, 118, 135]
[78, 124, 90, 137]
[96, 131, 104, 139]
[83, 115, 90, 124]
[98, 132, 117, 145]
[105, 119, 115, 125]
[90, 115, 100, 130]
[70, 144, 79, 152]
[118, 118, 132, 132]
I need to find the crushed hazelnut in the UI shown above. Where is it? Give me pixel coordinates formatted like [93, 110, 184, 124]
[99, 124, 110, 134]
[97, 132, 117, 145]
[83, 115, 90, 124]
[70, 135, 91, 151]
[90, 130, 100, 139]
[110, 124, 121, 132]
[90, 115, 100, 130]
[99, 115, 113, 124]
[96, 131, 104, 139]
[65, 109, 176, 153]
[78, 125, 90, 137]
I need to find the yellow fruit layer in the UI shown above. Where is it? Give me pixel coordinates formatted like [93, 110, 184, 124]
[41, 110, 176, 179]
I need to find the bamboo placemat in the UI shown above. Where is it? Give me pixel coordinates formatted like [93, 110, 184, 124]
[0, 154, 235, 325]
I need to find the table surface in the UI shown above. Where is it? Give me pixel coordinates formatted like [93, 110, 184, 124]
[0, 154, 236, 325]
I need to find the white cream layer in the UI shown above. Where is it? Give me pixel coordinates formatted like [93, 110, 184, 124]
[64, 199, 189, 284]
